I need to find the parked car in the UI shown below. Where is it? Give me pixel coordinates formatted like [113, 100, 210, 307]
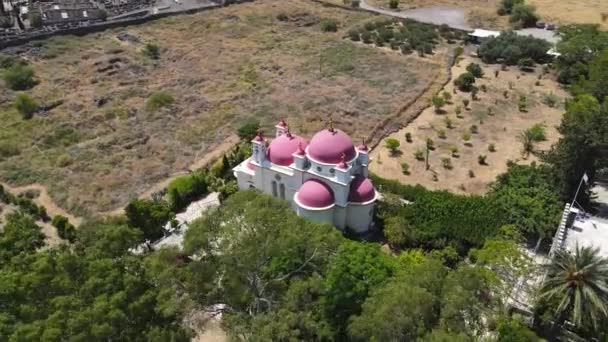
[546, 23, 556, 30]
[536, 21, 546, 29]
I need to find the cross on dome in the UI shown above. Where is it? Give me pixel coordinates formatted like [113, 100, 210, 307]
[254, 128, 264, 142]
[337, 153, 348, 169]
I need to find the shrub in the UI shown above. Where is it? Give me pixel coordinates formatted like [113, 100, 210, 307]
[351, 0, 360, 7]
[13, 93, 38, 120]
[495, 69, 500, 78]
[510, 4, 539, 27]
[237, 118, 260, 141]
[498, 0, 523, 14]
[454, 72, 476, 92]
[518, 95, 527, 112]
[426, 138, 435, 151]
[455, 105, 463, 117]
[442, 91, 452, 102]
[405, 132, 413, 143]
[400, 162, 410, 175]
[52, 215, 76, 242]
[432, 95, 446, 113]
[487, 107, 494, 116]
[469, 170, 475, 178]
[518, 57, 535, 70]
[470, 125, 479, 134]
[3, 64, 36, 90]
[527, 123, 546, 141]
[414, 149, 425, 161]
[389, 0, 399, 9]
[361, 31, 373, 44]
[348, 29, 361, 41]
[320, 19, 338, 32]
[56, 154, 72, 167]
[542, 92, 559, 108]
[167, 171, 208, 211]
[488, 143, 496, 152]
[277, 12, 288, 21]
[146, 91, 174, 111]
[441, 157, 453, 170]
[385, 138, 401, 155]
[471, 86, 479, 101]
[450, 145, 459, 157]
[400, 43, 413, 54]
[463, 98, 470, 108]
[478, 154, 488, 165]
[437, 129, 447, 139]
[142, 43, 160, 59]
[462, 132, 472, 144]
[466, 63, 484, 78]
[480, 84, 487, 92]
[30, 12, 43, 28]
[444, 116, 453, 129]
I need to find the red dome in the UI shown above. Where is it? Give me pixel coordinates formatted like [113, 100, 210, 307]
[247, 158, 256, 170]
[296, 179, 335, 208]
[307, 129, 356, 164]
[267, 134, 308, 166]
[348, 176, 376, 203]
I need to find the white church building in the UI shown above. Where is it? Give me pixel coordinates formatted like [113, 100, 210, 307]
[233, 120, 378, 234]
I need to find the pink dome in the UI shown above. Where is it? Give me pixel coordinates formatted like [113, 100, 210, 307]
[267, 133, 308, 166]
[307, 129, 356, 164]
[247, 158, 256, 170]
[296, 179, 335, 208]
[348, 176, 376, 203]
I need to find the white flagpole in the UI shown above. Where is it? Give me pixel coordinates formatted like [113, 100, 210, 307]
[571, 173, 587, 210]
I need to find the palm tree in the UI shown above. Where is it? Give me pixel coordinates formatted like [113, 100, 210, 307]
[540, 244, 608, 331]
[518, 130, 534, 159]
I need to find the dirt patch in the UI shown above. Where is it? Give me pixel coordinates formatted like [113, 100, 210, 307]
[364, 0, 607, 29]
[370, 51, 568, 194]
[0, 0, 443, 216]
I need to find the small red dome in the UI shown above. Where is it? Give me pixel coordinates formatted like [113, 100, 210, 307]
[247, 158, 256, 170]
[296, 179, 335, 208]
[349, 176, 376, 203]
[267, 134, 308, 166]
[307, 129, 356, 164]
[277, 119, 287, 127]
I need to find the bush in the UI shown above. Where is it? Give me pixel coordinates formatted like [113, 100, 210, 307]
[542, 92, 559, 108]
[470, 125, 479, 134]
[466, 63, 484, 78]
[450, 145, 459, 157]
[437, 129, 446, 139]
[426, 138, 435, 151]
[462, 132, 472, 144]
[455, 105, 463, 117]
[13, 93, 38, 120]
[400, 43, 413, 54]
[348, 29, 361, 41]
[518, 57, 535, 71]
[405, 132, 412, 143]
[320, 19, 338, 32]
[488, 143, 496, 152]
[385, 138, 401, 155]
[469, 170, 475, 178]
[518, 95, 527, 112]
[142, 43, 160, 59]
[478, 154, 488, 165]
[125, 199, 174, 242]
[527, 123, 546, 141]
[146, 91, 174, 111]
[510, 4, 539, 27]
[237, 118, 260, 141]
[400, 162, 410, 175]
[52, 215, 76, 242]
[29, 12, 43, 28]
[167, 171, 208, 211]
[276, 13, 288, 21]
[444, 116, 453, 129]
[441, 157, 453, 170]
[462, 98, 470, 108]
[454, 72, 476, 92]
[414, 149, 425, 161]
[432, 95, 446, 113]
[361, 31, 373, 44]
[442, 91, 452, 102]
[389, 0, 399, 9]
[3, 64, 36, 90]
[498, 0, 524, 14]
[350, 0, 360, 7]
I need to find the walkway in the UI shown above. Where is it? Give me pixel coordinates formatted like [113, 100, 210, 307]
[358, 0, 560, 43]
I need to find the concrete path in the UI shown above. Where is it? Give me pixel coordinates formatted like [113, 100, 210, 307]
[358, 0, 560, 43]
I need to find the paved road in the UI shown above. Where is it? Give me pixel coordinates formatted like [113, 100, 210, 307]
[358, 0, 560, 43]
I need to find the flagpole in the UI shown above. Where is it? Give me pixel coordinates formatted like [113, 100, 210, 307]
[571, 173, 586, 210]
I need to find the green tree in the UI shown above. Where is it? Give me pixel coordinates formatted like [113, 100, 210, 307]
[167, 171, 208, 211]
[51, 214, 76, 242]
[540, 244, 608, 331]
[3, 64, 37, 90]
[510, 4, 539, 27]
[125, 198, 174, 242]
[454, 72, 476, 92]
[543, 94, 608, 201]
[13, 93, 38, 119]
[389, 0, 399, 9]
[497, 0, 524, 14]
[574, 49, 608, 102]
[497, 317, 542, 341]
[0, 212, 44, 263]
[384, 138, 401, 155]
[320, 18, 338, 32]
[466, 63, 484, 78]
[432, 95, 446, 113]
[237, 118, 260, 140]
[324, 241, 395, 331]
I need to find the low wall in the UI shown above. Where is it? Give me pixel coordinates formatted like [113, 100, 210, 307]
[0, 3, 222, 49]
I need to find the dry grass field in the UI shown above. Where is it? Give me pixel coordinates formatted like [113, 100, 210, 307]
[0, 0, 444, 216]
[365, 0, 608, 29]
[370, 53, 568, 194]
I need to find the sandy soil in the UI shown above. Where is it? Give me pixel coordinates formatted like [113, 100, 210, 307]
[370, 52, 568, 194]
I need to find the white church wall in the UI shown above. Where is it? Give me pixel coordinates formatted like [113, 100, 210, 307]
[347, 202, 374, 234]
[296, 206, 334, 226]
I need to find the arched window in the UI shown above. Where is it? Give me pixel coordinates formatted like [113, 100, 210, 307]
[272, 181, 278, 197]
[279, 183, 286, 200]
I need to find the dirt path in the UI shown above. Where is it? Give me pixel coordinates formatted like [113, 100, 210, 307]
[2, 134, 240, 222]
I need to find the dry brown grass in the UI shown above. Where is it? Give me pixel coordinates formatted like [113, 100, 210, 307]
[364, 0, 607, 29]
[370, 52, 568, 194]
[0, 0, 443, 216]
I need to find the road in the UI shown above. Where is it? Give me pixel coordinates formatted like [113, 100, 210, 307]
[358, 0, 560, 44]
